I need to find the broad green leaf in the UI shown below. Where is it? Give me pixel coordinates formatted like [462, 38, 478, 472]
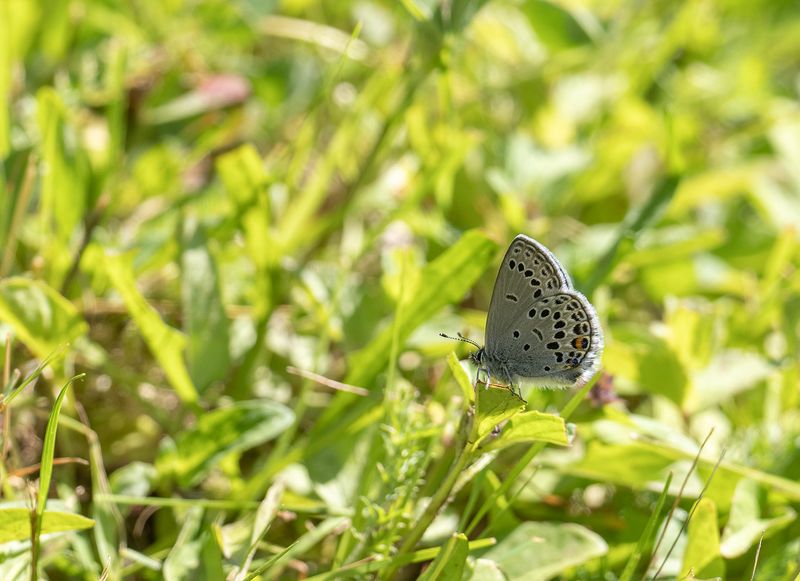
[568, 441, 683, 491]
[625, 227, 727, 269]
[417, 532, 468, 581]
[680, 498, 724, 579]
[720, 479, 796, 558]
[474, 386, 526, 443]
[102, 251, 198, 404]
[521, 0, 592, 52]
[570, 437, 800, 510]
[464, 558, 505, 581]
[182, 220, 230, 392]
[663, 297, 718, 371]
[686, 350, 772, 412]
[596, 407, 700, 454]
[603, 324, 688, 405]
[483, 522, 607, 581]
[483, 410, 568, 452]
[158, 400, 294, 487]
[0, 508, 94, 544]
[0, 278, 87, 359]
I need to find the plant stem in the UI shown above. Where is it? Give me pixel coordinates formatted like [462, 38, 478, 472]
[464, 375, 597, 535]
[382, 439, 476, 580]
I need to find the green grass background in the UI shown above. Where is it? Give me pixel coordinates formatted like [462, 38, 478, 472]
[1, 0, 800, 579]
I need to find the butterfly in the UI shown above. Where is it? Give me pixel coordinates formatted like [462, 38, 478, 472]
[442, 234, 603, 394]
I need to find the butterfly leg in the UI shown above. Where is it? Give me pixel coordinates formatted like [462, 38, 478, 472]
[507, 381, 515, 397]
[475, 366, 491, 389]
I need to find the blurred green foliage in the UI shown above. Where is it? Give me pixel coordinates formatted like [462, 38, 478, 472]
[1, 0, 800, 578]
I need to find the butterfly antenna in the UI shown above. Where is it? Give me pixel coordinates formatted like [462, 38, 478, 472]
[439, 332, 481, 349]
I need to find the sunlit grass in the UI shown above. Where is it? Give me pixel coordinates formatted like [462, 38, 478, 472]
[1, 0, 799, 579]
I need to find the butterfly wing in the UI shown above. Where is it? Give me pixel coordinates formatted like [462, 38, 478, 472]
[500, 290, 603, 387]
[484, 234, 572, 348]
[483, 235, 602, 388]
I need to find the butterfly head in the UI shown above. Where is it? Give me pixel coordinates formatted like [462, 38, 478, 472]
[469, 347, 485, 366]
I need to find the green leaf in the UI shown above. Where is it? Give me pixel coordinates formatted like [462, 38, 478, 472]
[521, 0, 593, 52]
[483, 522, 607, 580]
[720, 479, 796, 558]
[158, 400, 294, 487]
[216, 144, 276, 270]
[2, 345, 65, 405]
[0, 508, 94, 544]
[35, 87, 88, 245]
[314, 230, 498, 432]
[680, 498, 724, 579]
[686, 350, 772, 412]
[232, 483, 283, 581]
[252, 516, 349, 580]
[446, 352, 474, 404]
[162, 507, 204, 581]
[568, 441, 677, 490]
[34, 374, 83, 562]
[0, 278, 87, 359]
[181, 220, 231, 392]
[101, 251, 199, 405]
[200, 527, 226, 580]
[483, 410, 568, 452]
[585, 176, 680, 295]
[418, 532, 468, 581]
[619, 473, 673, 581]
[604, 324, 688, 405]
[464, 558, 506, 581]
[474, 386, 526, 443]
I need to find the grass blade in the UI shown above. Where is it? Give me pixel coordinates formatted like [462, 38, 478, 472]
[619, 472, 673, 581]
[31, 373, 84, 579]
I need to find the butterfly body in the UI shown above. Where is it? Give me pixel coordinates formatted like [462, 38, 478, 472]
[472, 234, 603, 391]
